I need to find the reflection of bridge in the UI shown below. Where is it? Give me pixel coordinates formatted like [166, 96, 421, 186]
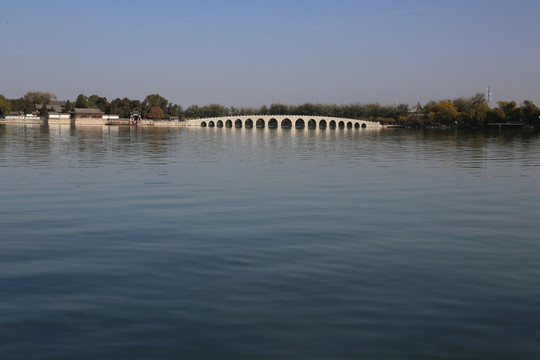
[184, 115, 381, 129]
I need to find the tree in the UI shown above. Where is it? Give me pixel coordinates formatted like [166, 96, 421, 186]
[184, 105, 201, 119]
[497, 101, 518, 120]
[23, 91, 57, 105]
[144, 94, 168, 109]
[520, 100, 540, 124]
[471, 92, 487, 105]
[39, 103, 48, 117]
[64, 100, 72, 113]
[75, 94, 88, 108]
[453, 97, 473, 113]
[427, 100, 459, 125]
[200, 104, 227, 118]
[130, 99, 142, 113]
[110, 98, 131, 118]
[0, 94, 11, 116]
[10, 97, 34, 114]
[393, 104, 410, 118]
[166, 103, 182, 118]
[295, 103, 316, 116]
[467, 103, 490, 125]
[269, 103, 289, 115]
[487, 107, 505, 123]
[88, 94, 109, 112]
[148, 106, 164, 120]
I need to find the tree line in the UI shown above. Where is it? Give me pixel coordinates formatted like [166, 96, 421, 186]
[2, 91, 539, 126]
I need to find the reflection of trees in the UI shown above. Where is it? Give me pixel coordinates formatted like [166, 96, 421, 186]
[63, 126, 182, 164]
[3, 124, 538, 172]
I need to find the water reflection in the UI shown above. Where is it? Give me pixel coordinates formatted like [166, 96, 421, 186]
[2, 124, 540, 177]
[2, 123, 540, 360]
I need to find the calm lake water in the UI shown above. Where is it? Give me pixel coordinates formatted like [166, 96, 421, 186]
[1, 124, 540, 359]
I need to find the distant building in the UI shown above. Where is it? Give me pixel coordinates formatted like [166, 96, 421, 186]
[102, 114, 120, 120]
[130, 111, 142, 121]
[36, 101, 67, 115]
[47, 112, 71, 124]
[408, 102, 425, 117]
[71, 108, 103, 120]
[5, 111, 41, 120]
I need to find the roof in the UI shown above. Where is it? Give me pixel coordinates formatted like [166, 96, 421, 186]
[36, 103, 64, 113]
[409, 102, 424, 114]
[71, 108, 103, 114]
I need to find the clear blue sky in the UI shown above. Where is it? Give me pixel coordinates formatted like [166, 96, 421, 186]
[1, 0, 539, 108]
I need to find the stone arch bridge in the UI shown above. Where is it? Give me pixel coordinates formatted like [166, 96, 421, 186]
[184, 115, 381, 130]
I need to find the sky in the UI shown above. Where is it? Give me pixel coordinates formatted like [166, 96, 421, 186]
[1, 0, 539, 108]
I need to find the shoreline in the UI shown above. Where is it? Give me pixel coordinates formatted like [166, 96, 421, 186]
[0, 118, 188, 127]
[0, 118, 535, 131]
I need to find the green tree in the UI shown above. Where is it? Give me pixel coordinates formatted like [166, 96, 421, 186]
[258, 105, 269, 115]
[363, 103, 384, 118]
[0, 94, 11, 116]
[166, 103, 182, 118]
[467, 103, 490, 125]
[497, 101, 518, 120]
[393, 104, 410, 118]
[184, 105, 201, 119]
[471, 92, 487, 105]
[295, 103, 315, 116]
[269, 103, 289, 115]
[10, 97, 34, 114]
[130, 99, 142, 111]
[88, 94, 109, 112]
[237, 106, 257, 116]
[23, 91, 57, 105]
[520, 100, 540, 124]
[487, 107, 505, 123]
[75, 94, 88, 108]
[453, 97, 473, 113]
[64, 100, 72, 113]
[144, 94, 168, 109]
[110, 98, 131, 118]
[200, 104, 227, 118]
[39, 103, 48, 117]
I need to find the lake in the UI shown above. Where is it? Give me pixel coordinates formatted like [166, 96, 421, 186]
[1, 124, 539, 359]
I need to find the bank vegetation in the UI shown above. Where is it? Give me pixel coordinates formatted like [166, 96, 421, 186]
[2, 92, 539, 127]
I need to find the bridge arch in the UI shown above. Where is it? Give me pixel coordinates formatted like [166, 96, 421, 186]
[282, 118, 292, 129]
[187, 115, 381, 130]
